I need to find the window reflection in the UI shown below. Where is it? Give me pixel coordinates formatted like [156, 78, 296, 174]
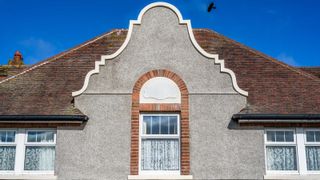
[160, 116, 169, 134]
[169, 116, 177, 134]
[143, 116, 152, 134]
[151, 116, 160, 134]
[143, 115, 178, 135]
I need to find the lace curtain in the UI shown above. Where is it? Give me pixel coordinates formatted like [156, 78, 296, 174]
[24, 146, 55, 171]
[0, 146, 15, 170]
[306, 146, 320, 170]
[141, 139, 179, 170]
[266, 146, 297, 170]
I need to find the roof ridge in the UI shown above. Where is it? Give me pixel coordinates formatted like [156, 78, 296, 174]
[298, 66, 320, 68]
[2, 28, 319, 84]
[0, 29, 123, 84]
[298, 67, 320, 79]
[195, 28, 320, 82]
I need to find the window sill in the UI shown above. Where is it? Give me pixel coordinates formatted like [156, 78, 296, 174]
[0, 174, 57, 179]
[264, 174, 320, 180]
[128, 175, 193, 179]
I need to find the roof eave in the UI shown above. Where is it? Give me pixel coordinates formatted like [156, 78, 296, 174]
[233, 113, 320, 124]
[0, 115, 89, 123]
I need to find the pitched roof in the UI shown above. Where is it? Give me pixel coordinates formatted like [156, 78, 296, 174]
[299, 67, 320, 78]
[1, 29, 320, 115]
[0, 66, 29, 81]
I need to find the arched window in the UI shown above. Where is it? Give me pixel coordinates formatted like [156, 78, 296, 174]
[130, 70, 190, 176]
[139, 77, 181, 174]
[140, 113, 180, 174]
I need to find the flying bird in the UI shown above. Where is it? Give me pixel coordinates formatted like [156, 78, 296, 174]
[207, 2, 216, 13]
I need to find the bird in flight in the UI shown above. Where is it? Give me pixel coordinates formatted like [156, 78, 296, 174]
[207, 2, 217, 13]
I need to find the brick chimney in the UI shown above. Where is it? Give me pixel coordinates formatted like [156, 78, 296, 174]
[0, 51, 27, 81]
[8, 51, 24, 67]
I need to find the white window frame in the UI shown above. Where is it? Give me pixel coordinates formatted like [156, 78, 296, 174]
[265, 128, 320, 175]
[0, 129, 17, 174]
[139, 113, 180, 175]
[0, 129, 56, 175]
[303, 129, 320, 174]
[264, 128, 299, 175]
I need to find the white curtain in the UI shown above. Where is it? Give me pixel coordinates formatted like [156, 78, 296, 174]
[306, 146, 320, 170]
[0, 146, 15, 170]
[266, 146, 297, 170]
[24, 146, 55, 171]
[141, 139, 179, 170]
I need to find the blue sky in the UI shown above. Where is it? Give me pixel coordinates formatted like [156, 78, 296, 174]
[0, 0, 319, 66]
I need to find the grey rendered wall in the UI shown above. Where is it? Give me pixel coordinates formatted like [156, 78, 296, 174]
[56, 95, 131, 179]
[56, 6, 265, 179]
[189, 95, 265, 179]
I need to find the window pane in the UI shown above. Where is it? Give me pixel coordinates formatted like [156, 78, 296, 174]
[275, 131, 285, 142]
[38, 132, 54, 142]
[266, 146, 297, 171]
[160, 116, 169, 134]
[27, 132, 37, 142]
[0, 146, 15, 170]
[169, 116, 178, 134]
[306, 146, 320, 171]
[267, 131, 294, 142]
[267, 131, 276, 142]
[143, 116, 152, 134]
[24, 146, 55, 171]
[0, 132, 5, 142]
[0, 131, 15, 143]
[27, 131, 54, 143]
[6, 132, 15, 142]
[141, 139, 179, 171]
[306, 131, 315, 142]
[306, 131, 320, 142]
[151, 116, 160, 134]
[316, 132, 320, 142]
[285, 131, 294, 142]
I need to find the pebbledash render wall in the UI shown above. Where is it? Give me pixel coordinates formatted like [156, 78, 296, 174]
[56, 3, 265, 179]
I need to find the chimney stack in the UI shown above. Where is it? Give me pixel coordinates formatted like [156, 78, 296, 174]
[8, 51, 24, 67]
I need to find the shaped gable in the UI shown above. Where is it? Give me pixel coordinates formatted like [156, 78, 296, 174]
[72, 2, 247, 97]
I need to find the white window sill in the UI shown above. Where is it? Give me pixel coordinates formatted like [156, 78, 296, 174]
[264, 174, 320, 180]
[128, 175, 193, 179]
[0, 175, 57, 179]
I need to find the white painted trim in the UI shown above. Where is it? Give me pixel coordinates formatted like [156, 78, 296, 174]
[128, 175, 193, 179]
[264, 174, 320, 180]
[25, 129, 56, 144]
[264, 128, 299, 174]
[0, 175, 57, 179]
[139, 114, 180, 175]
[0, 129, 56, 175]
[304, 129, 320, 144]
[80, 92, 240, 95]
[140, 77, 181, 104]
[296, 128, 307, 174]
[303, 129, 320, 174]
[15, 129, 25, 174]
[72, 2, 248, 97]
[264, 128, 320, 176]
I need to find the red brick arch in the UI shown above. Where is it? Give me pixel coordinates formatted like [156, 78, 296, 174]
[130, 69, 190, 175]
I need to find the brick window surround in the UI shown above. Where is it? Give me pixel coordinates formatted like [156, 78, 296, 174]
[130, 69, 190, 175]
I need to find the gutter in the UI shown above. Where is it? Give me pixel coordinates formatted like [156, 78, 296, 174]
[232, 114, 320, 123]
[0, 115, 88, 123]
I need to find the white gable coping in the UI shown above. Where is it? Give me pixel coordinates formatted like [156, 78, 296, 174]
[72, 2, 248, 97]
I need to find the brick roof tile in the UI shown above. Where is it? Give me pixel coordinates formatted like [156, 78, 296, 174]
[1, 29, 319, 115]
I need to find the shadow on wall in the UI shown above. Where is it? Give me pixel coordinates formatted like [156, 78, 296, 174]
[58, 122, 87, 131]
[228, 118, 263, 130]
